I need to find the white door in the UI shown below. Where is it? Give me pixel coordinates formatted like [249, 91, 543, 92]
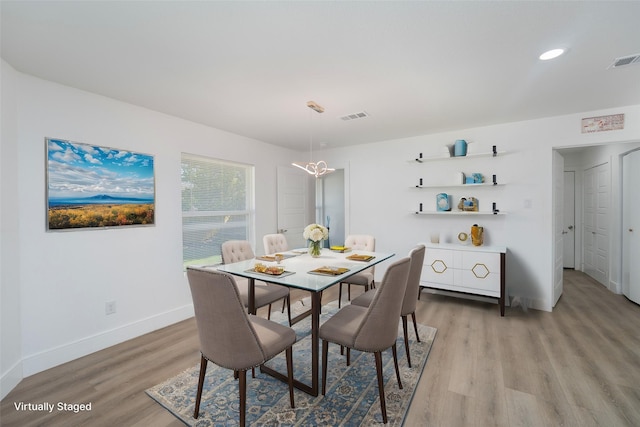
[552, 151, 564, 306]
[583, 163, 610, 286]
[622, 150, 640, 304]
[563, 171, 576, 268]
[277, 166, 310, 249]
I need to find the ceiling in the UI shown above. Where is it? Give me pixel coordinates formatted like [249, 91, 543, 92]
[2, 1, 639, 151]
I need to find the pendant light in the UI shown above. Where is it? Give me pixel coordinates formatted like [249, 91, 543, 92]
[292, 101, 335, 178]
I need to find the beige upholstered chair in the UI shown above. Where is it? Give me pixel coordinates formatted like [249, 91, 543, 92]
[186, 267, 296, 426]
[350, 244, 426, 367]
[338, 234, 375, 307]
[263, 233, 289, 254]
[319, 257, 411, 424]
[262, 233, 292, 313]
[221, 240, 291, 325]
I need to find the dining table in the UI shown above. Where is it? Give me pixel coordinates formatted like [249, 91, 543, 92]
[214, 247, 395, 397]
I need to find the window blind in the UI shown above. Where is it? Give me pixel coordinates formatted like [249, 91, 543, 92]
[181, 153, 254, 266]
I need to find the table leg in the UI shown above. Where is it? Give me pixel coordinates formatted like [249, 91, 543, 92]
[310, 291, 321, 395]
[259, 290, 320, 397]
[248, 278, 256, 315]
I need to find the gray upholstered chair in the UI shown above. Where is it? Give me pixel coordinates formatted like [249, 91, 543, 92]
[319, 257, 411, 424]
[350, 244, 426, 367]
[221, 240, 291, 325]
[186, 267, 296, 426]
[338, 234, 375, 307]
[263, 233, 289, 254]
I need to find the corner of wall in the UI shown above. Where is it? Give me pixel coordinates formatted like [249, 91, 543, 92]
[1, 361, 23, 400]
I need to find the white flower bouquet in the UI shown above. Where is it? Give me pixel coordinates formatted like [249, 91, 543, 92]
[303, 223, 329, 257]
[303, 223, 329, 242]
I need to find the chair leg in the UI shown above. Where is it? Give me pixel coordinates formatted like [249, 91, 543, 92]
[338, 283, 343, 308]
[411, 311, 420, 343]
[392, 343, 403, 390]
[374, 351, 388, 424]
[401, 315, 412, 368]
[321, 340, 329, 395]
[286, 347, 295, 408]
[281, 298, 286, 313]
[194, 355, 208, 419]
[346, 347, 351, 366]
[239, 369, 247, 427]
[348, 283, 351, 301]
[267, 303, 272, 320]
[286, 295, 292, 326]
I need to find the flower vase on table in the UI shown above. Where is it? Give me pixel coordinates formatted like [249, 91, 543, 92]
[303, 223, 329, 258]
[309, 240, 322, 257]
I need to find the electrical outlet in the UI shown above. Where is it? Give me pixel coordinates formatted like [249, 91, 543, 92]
[105, 301, 116, 315]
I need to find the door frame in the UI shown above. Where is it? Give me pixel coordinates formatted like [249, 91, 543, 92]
[563, 170, 576, 269]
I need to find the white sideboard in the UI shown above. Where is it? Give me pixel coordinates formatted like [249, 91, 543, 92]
[419, 243, 506, 316]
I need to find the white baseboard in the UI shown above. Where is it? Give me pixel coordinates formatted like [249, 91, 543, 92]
[21, 304, 194, 378]
[609, 279, 622, 294]
[1, 360, 24, 400]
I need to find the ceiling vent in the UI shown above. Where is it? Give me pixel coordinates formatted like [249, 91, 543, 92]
[339, 111, 369, 121]
[608, 53, 640, 69]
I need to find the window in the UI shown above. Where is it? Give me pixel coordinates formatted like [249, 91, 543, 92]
[181, 154, 254, 267]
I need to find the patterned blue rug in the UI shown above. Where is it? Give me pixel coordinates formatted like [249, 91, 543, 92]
[146, 300, 436, 426]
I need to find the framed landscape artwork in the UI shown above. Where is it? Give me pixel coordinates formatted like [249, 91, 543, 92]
[46, 137, 155, 231]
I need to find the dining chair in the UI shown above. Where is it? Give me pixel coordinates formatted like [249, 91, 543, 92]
[263, 233, 289, 254]
[338, 234, 375, 307]
[262, 233, 291, 312]
[221, 240, 291, 325]
[319, 257, 411, 424]
[350, 244, 426, 367]
[186, 267, 296, 427]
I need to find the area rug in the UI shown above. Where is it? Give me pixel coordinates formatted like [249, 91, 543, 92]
[146, 300, 436, 426]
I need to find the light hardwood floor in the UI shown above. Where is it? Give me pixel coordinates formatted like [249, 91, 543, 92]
[2, 270, 639, 426]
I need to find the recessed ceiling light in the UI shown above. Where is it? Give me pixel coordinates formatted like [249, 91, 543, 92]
[539, 48, 566, 61]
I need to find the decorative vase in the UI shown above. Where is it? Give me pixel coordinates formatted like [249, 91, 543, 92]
[309, 240, 322, 257]
[454, 139, 468, 157]
[471, 224, 484, 246]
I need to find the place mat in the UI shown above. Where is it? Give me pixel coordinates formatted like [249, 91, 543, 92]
[257, 253, 297, 262]
[330, 246, 350, 253]
[308, 266, 350, 276]
[346, 254, 375, 262]
[245, 268, 295, 278]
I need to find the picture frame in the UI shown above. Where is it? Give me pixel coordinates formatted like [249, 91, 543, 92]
[46, 137, 155, 231]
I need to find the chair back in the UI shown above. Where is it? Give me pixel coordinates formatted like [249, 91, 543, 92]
[401, 245, 426, 316]
[221, 240, 255, 264]
[345, 234, 375, 251]
[263, 233, 289, 254]
[186, 267, 266, 370]
[353, 257, 411, 351]
[345, 235, 376, 275]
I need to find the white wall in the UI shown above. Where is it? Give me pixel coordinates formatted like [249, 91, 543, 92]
[322, 106, 640, 313]
[1, 62, 299, 398]
[1, 60, 23, 398]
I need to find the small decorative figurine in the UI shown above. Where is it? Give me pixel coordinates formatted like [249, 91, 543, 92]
[458, 197, 479, 211]
[437, 193, 451, 211]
